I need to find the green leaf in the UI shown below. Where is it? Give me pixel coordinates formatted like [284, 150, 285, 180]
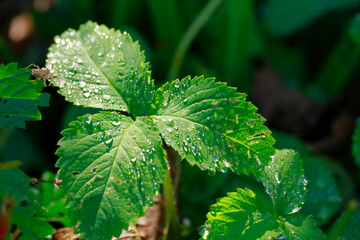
[37, 171, 70, 226]
[12, 206, 54, 240]
[0, 168, 31, 201]
[0, 168, 55, 239]
[352, 119, 360, 168]
[56, 112, 167, 240]
[274, 131, 342, 225]
[199, 188, 280, 240]
[0, 63, 50, 129]
[46, 21, 154, 116]
[279, 214, 327, 240]
[199, 188, 326, 240]
[257, 149, 307, 215]
[152, 76, 275, 175]
[265, 0, 360, 36]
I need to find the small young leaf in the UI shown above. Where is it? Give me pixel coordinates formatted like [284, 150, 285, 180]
[152, 76, 275, 175]
[257, 149, 307, 215]
[0, 63, 50, 129]
[279, 214, 327, 240]
[56, 112, 167, 240]
[199, 188, 326, 240]
[199, 188, 280, 240]
[46, 21, 154, 116]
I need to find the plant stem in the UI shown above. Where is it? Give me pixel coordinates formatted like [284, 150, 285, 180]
[167, 0, 222, 81]
[162, 145, 181, 240]
[163, 168, 180, 239]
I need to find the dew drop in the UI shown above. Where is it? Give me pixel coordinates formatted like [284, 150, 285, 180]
[211, 155, 219, 163]
[83, 92, 90, 98]
[153, 183, 160, 190]
[103, 94, 111, 101]
[275, 172, 281, 184]
[198, 225, 209, 239]
[104, 139, 113, 150]
[131, 157, 137, 162]
[79, 81, 86, 88]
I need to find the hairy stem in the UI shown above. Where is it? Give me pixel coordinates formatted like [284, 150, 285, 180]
[163, 145, 181, 240]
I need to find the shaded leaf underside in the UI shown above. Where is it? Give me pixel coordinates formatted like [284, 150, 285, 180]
[56, 112, 167, 240]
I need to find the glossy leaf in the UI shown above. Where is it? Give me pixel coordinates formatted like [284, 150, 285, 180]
[257, 149, 307, 215]
[199, 188, 326, 240]
[152, 76, 275, 175]
[0, 63, 50, 129]
[46, 21, 154, 116]
[199, 188, 280, 240]
[265, 0, 360, 36]
[56, 112, 167, 239]
[279, 214, 327, 240]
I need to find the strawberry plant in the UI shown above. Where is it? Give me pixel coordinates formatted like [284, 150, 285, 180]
[1, 21, 360, 240]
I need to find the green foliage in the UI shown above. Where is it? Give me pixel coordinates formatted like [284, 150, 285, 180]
[0, 167, 55, 239]
[46, 21, 275, 238]
[274, 132, 342, 225]
[199, 188, 279, 240]
[200, 149, 326, 240]
[56, 112, 167, 239]
[199, 189, 326, 240]
[36, 171, 69, 226]
[152, 76, 275, 175]
[11, 206, 54, 240]
[46, 21, 154, 116]
[1, 1, 360, 239]
[257, 149, 307, 215]
[0, 63, 50, 129]
[265, 0, 360, 36]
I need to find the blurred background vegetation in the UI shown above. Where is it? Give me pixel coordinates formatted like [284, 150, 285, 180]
[1, 0, 360, 238]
